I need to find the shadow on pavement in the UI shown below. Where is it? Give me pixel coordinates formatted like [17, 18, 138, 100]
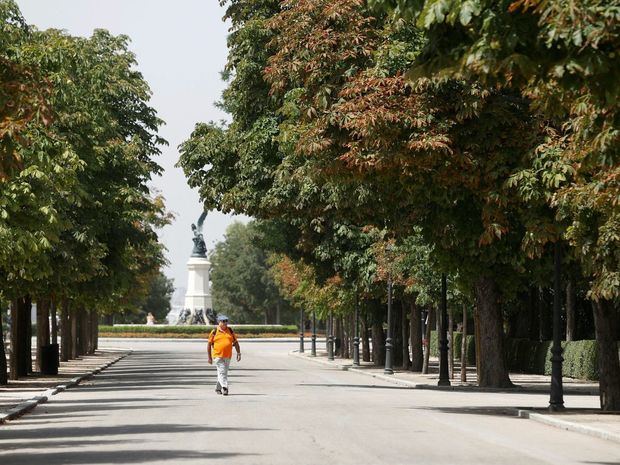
[0, 449, 259, 464]
[297, 383, 411, 390]
[410, 406, 522, 416]
[0, 423, 274, 440]
[0, 438, 138, 451]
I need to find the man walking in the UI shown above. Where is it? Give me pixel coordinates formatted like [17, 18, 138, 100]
[207, 315, 241, 396]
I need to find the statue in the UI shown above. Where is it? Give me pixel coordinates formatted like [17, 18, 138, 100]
[177, 308, 191, 325]
[178, 209, 214, 325]
[205, 308, 218, 325]
[191, 211, 208, 257]
[192, 308, 206, 325]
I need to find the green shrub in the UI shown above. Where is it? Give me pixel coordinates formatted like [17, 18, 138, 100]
[429, 331, 476, 366]
[544, 340, 599, 380]
[431, 332, 599, 380]
[502, 338, 599, 380]
[430, 330, 438, 357]
[99, 324, 298, 335]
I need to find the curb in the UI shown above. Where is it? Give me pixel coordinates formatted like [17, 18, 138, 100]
[289, 351, 599, 394]
[513, 408, 620, 444]
[0, 351, 131, 425]
[290, 351, 616, 443]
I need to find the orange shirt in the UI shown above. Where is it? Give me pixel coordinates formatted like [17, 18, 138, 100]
[209, 327, 237, 359]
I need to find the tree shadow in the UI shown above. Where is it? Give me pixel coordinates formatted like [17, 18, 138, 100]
[0, 438, 137, 451]
[0, 448, 259, 465]
[581, 462, 620, 465]
[298, 383, 411, 390]
[0, 423, 273, 441]
[409, 406, 521, 417]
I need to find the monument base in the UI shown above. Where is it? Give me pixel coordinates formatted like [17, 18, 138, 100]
[178, 256, 213, 325]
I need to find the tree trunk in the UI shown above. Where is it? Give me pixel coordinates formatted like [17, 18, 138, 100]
[9, 300, 18, 380]
[474, 303, 481, 383]
[94, 310, 99, 351]
[361, 316, 370, 362]
[371, 322, 385, 366]
[349, 314, 355, 359]
[23, 297, 32, 374]
[79, 308, 89, 356]
[393, 299, 403, 368]
[474, 276, 512, 388]
[422, 308, 432, 374]
[410, 301, 423, 372]
[36, 298, 50, 372]
[448, 307, 454, 378]
[538, 287, 546, 342]
[60, 299, 70, 362]
[341, 317, 349, 359]
[0, 307, 7, 385]
[89, 309, 97, 354]
[401, 300, 410, 369]
[461, 304, 467, 383]
[566, 277, 576, 341]
[51, 299, 58, 346]
[529, 287, 538, 341]
[36, 299, 43, 372]
[592, 299, 620, 410]
[70, 305, 78, 359]
[10, 297, 31, 378]
[334, 317, 340, 357]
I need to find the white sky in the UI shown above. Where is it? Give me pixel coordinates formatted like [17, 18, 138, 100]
[16, 0, 250, 296]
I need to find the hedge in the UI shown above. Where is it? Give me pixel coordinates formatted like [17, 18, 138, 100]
[430, 330, 600, 380]
[99, 324, 298, 335]
[430, 331, 476, 366]
[506, 339, 599, 380]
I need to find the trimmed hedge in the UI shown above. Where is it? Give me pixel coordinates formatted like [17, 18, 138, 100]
[99, 324, 298, 335]
[430, 331, 476, 366]
[506, 339, 599, 380]
[430, 330, 600, 380]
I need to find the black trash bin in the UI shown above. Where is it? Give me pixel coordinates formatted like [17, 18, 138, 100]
[41, 343, 59, 375]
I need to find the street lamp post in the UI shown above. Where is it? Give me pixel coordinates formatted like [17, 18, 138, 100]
[384, 275, 394, 374]
[549, 242, 565, 411]
[311, 311, 317, 357]
[353, 293, 360, 367]
[438, 273, 451, 386]
[299, 308, 305, 353]
[327, 310, 335, 361]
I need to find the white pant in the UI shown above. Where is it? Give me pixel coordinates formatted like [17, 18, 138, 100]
[215, 357, 231, 389]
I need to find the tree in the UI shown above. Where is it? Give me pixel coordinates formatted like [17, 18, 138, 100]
[263, 0, 548, 386]
[116, 271, 173, 324]
[0, 0, 52, 180]
[370, 0, 620, 410]
[1, 3, 169, 382]
[210, 221, 291, 323]
[179, 0, 548, 385]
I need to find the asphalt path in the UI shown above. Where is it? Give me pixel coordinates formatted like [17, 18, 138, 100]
[1, 339, 619, 465]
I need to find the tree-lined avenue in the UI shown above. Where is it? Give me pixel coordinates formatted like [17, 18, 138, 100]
[0, 341, 617, 465]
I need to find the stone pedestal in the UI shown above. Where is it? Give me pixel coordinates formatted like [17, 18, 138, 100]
[182, 256, 212, 325]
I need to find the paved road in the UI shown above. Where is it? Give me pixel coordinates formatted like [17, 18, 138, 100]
[1, 339, 619, 465]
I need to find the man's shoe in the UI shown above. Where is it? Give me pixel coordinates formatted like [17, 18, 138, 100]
[215, 388, 222, 394]
[222, 387, 228, 396]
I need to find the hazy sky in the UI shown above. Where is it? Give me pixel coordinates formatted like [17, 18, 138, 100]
[16, 0, 250, 295]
